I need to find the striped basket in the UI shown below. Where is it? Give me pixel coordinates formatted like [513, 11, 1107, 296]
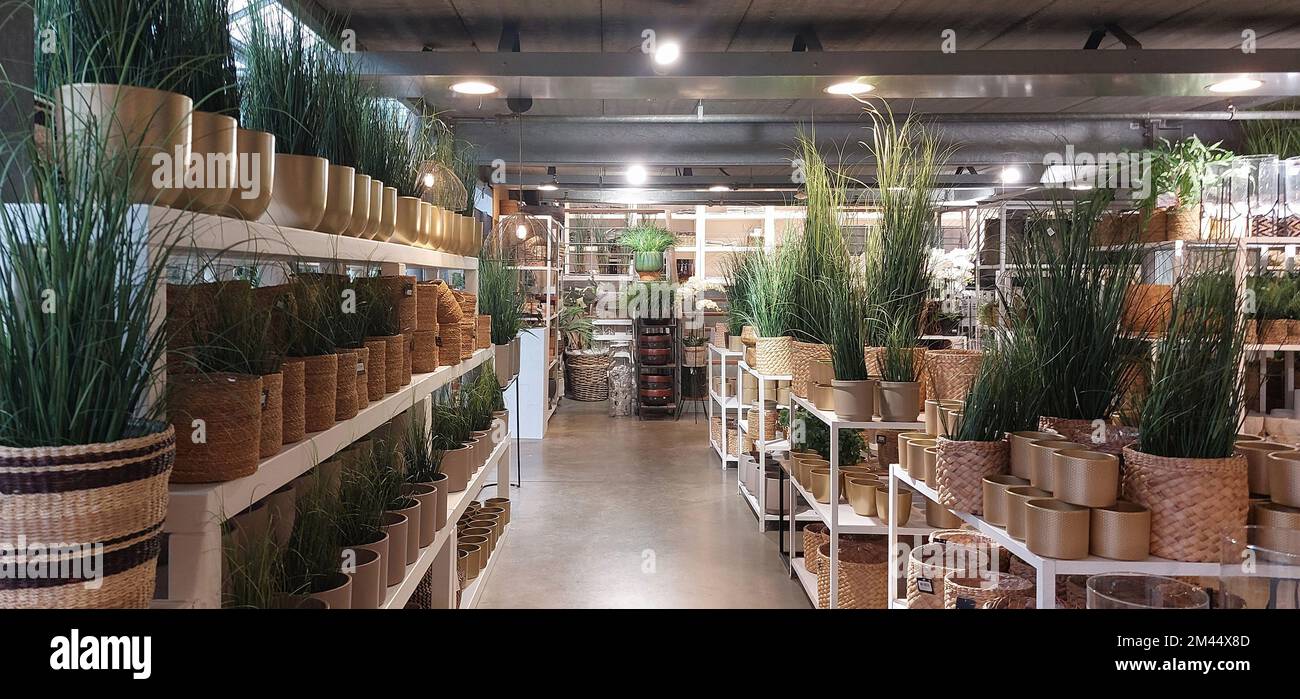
[0, 422, 175, 608]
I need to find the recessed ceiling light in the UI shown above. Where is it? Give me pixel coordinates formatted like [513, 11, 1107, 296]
[653, 41, 681, 66]
[825, 80, 874, 96]
[451, 81, 497, 95]
[1207, 76, 1262, 93]
[708, 185, 731, 192]
[1000, 167, 1023, 184]
[538, 182, 558, 191]
[626, 164, 648, 185]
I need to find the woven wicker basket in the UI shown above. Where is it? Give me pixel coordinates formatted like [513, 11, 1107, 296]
[754, 335, 793, 375]
[169, 372, 262, 483]
[437, 323, 461, 367]
[456, 290, 477, 316]
[907, 541, 991, 609]
[405, 567, 435, 610]
[433, 280, 463, 324]
[932, 529, 1011, 571]
[1163, 205, 1201, 241]
[459, 318, 476, 359]
[1260, 319, 1289, 345]
[935, 438, 1008, 514]
[353, 346, 370, 411]
[1122, 446, 1248, 562]
[476, 315, 492, 349]
[412, 330, 439, 373]
[334, 349, 358, 421]
[816, 541, 888, 609]
[0, 423, 175, 608]
[302, 354, 338, 433]
[416, 281, 438, 331]
[944, 571, 1035, 609]
[802, 522, 830, 574]
[258, 371, 283, 458]
[924, 349, 982, 402]
[401, 334, 413, 385]
[790, 340, 830, 398]
[377, 275, 418, 333]
[280, 358, 305, 444]
[567, 351, 611, 401]
[747, 402, 778, 443]
[709, 416, 739, 455]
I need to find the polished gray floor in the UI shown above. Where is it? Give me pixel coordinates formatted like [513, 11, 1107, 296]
[476, 400, 810, 609]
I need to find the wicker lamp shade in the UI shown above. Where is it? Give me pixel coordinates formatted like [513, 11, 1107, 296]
[419, 161, 468, 211]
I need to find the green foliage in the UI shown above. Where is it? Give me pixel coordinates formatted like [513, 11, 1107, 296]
[816, 263, 873, 381]
[879, 315, 917, 382]
[786, 131, 851, 342]
[682, 334, 706, 347]
[1138, 266, 1245, 459]
[36, 0, 179, 92]
[282, 471, 341, 595]
[359, 277, 400, 338]
[182, 280, 280, 375]
[954, 329, 1042, 441]
[720, 250, 758, 335]
[403, 415, 444, 483]
[1141, 136, 1233, 211]
[478, 246, 524, 345]
[557, 302, 594, 350]
[315, 48, 366, 167]
[467, 372, 496, 431]
[798, 409, 865, 466]
[1249, 274, 1297, 320]
[616, 224, 675, 254]
[238, 8, 327, 157]
[222, 528, 284, 609]
[737, 248, 794, 337]
[624, 281, 676, 319]
[168, 0, 240, 115]
[1007, 190, 1151, 420]
[336, 444, 393, 544]
[862, 107, 949, 344]
[432, 399, 472, 450]
[1241, 102, 1300, 158]
[284, 277, 337, 357]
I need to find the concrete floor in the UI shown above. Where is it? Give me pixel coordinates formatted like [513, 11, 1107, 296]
[476, 400, 810, 609]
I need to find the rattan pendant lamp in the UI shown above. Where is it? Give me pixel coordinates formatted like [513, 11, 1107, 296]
[493, 114, 548, 261]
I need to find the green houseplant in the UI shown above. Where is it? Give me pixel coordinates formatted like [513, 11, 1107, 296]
[737, 247, 794, 375]
[1136, 136, 1232, 241]
[285, 276, 339, 434]
[433, 397, 475, 493]
[618, 224, 675, 280]
[877, 316, 921, 421]
[1126, 264, 1248, 562]
[720, 249, 758, 340]
[478, 244, 524, 382]
[815, 263, 877, 421]
[283, 471, 350, 608]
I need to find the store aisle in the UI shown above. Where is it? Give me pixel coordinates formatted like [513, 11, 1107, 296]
[476, 401, 809, 608]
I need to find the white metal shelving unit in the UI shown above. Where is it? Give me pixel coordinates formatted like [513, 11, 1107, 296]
[785, 393, 924, 608]
[735, 360, 791, 530]
[507, 217, 562, 438]
[887, 464, 1222, 610]
[144, 206, 504, 609]
[706, 344, 741, 465]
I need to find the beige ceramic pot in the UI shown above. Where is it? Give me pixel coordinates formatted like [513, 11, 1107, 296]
[1024, 498, 1090, 560]
[1089, 501, 1151, 561]
[1238, 441, 1291, 495]
[875, 488, 913, 525]
[441, 444, 473, 491]
[831, 378, 876, 422]
[343, 547, 382, 610]
[906, 438, 937, 480]
[306, 572, 352, 610]
[845, 477, 881, 516]
[379, 512, 408, 585]
[810, 382, 834, 411]
[1004, 486, 1052, 540]
[343, 173, 371, 237]
[923, 446, 940, 488]
[1009, 430, 1065, 479]
[418, 201, 434, 248]
[809, 467, 833, 503]
[57, 83, 193, 206]
[878, 381, 921, 421]
[317, 164, 356, 234]
[401, 482, 438, 547]
[981, 474, 1029, 526]
[261, 153, 328, 230]
[363, 178, 383, 238]
[173, 110, 237, 212]
[1028, 440, 1088, 492]
[379, 186, 398, 240]
[1267, 451, 1300, 507]
[925, 499, 964, 528]
[344, 530, 389, 608]
[389, 498, 421, 564]
[227, 127, 275, 220]
[394, 196, 421, 245]
[458, 543, 482, 579]
[896, 432, 930, 471]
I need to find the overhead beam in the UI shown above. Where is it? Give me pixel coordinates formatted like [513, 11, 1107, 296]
[357, 49, 1300, 102]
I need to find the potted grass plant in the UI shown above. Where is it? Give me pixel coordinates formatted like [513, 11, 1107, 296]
[322, 274, 371, 421]
[934, 329, 1041, 514]
[360, 278, 405, 394]
[38, 0, 194, 206]
[313, 48, 361, 235]
[383, 106, 437, 247]
[877, 316, 922, 421]
[786, 133, 849, 397]
[1131, 136, 1232, 242]
[1, 49, 184, 606]
[336, 445, 397, 603]
[434, 397, 475, 492]
[240, 8, 330, 230]
[168, 279, 270, 482]
[285, 277, 338, 433]
[478, 243, 524, 384]
[403, 411, 448, 543]
[720, 249, 758, 351]
[618, 223, 675, 280]
[223, 527, 290, 608]
[737, 247, 794, 376]
[1125, 265, 1249, 562]
[284, 471, 351, 609]
[1007, 190, 1154, 453]
[816, 263, 877, 421]
[354, 99, 409, 242]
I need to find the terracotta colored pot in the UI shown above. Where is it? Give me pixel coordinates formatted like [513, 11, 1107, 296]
[442, 444, 473, 492]
[344, 529, 389, 608]
[306, 572, 352, 610]
[343, 547, 382, 610]
[831, 378, 876, 421]
[878, 381, 921, 421]
[402, 482, 439, 547]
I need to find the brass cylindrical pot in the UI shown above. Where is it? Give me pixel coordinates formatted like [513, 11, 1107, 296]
[810, 467, 833, 503]
[260, 152, 328, 230]
[363, 178, 383, 238]
[419, 201, 434, 248]
[1009, 430, 1065, 479]
[794, 456, 828, 487]
[343, 173, 371, 237]
[1024, 498, 1091, 560]
[484, 497, 511, 525]
[1238, 441, 1291, 495]
[57, 83, 193, 206]
[1052, 449, 1120, 508]
[981, 474, 1029, 526]
[906, 438, 937, 480]
[394, 196, 421, 245]
[876, 488, 913, 525]
[845, 477, 881, 516]
[1268, 451, 1300, 507]
[897, 432, 930, 471]
[1004, 486, 1051, 540]
[317, 164, 356, 234]
[380, 186, 398, 240]
[227, 127, 275, 220]
[174, 110, 237, 213]
[1089, 501, 1151, 560]
[1028, 439, 1087, 493]
[925, 499, 963, 528]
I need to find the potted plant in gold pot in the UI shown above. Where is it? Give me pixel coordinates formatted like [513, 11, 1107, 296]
[816, 264, 876, 421]
[877, 317, 922, 421]
[737, 247, 794, 376]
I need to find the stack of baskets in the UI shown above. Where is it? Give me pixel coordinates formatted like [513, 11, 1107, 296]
[454, 291, 477, 360]
[744, 402, 778, 453]
[433, 280, 462, 367]
[412, 281, 440, 373]
[567, 350, 611, 401]
[476, 315, 492, 349]
[709, 416, 739, 455]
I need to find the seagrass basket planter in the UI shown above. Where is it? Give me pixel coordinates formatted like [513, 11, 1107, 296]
[567, 351, 611, 401]
[476, 315, 492, 349]
[753, 335, 792, 376]
[376, 275, 418, 334]
[334, 349, 358, 421]
[436, 323, 461, 367]
[301, 354, 338, 433]
[935, 438, 1009, 514]
[412, 330, 439, 373]
[401, 334, 413, 385]
[789, 340, 830, 398]
[363, 339, 388, 401]
[258, 371, 283, 458]
[416, 281, 438, 332]
[280, 358, 306, 444]
[1122, 446, 1249, 562]
[352, 346, 370, 411]
[0, 422, 175, 608]
[433, 280, 463, 324]
[459, 318, 476, 359]
[944, 571, 1035, 609]
[924, 349, 983, 402]
[1037, 416, 1138, 458]
[907, 541, 991, 610]
[169, 373, 262, 483]
[816, 540, 888, 609]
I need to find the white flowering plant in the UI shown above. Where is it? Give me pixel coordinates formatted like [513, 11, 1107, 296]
[928, 247, 974, 300]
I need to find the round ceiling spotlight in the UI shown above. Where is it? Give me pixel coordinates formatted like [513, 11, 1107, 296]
[708, 185, 732, 192]
[538, 180, 559, 192]
[625, 164, 648, 185]
[825, 80, 874, 96]
[1000, 166, 1024, 184]
[1207, 76, 1262, 93]
[451, 80, 498, 95]
[653, 41, 681, 66]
